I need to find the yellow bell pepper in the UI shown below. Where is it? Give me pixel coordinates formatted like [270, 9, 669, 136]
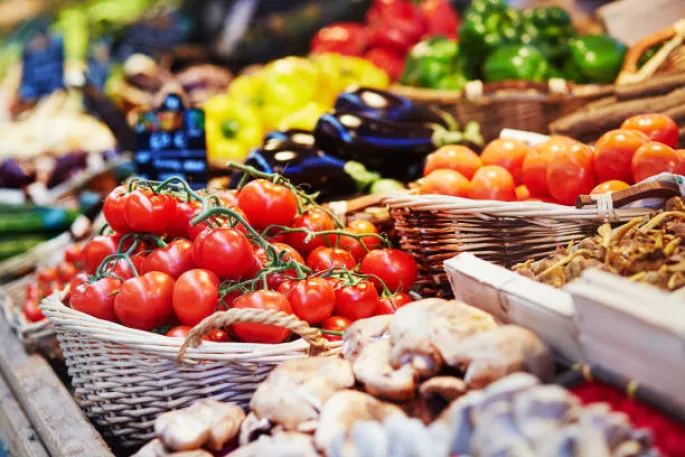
[262, 57, 319, 110]
[204, 94, 263, 164]
[278, 101, 327, 131]
[226, 73, 265, 106]
[338, 55, 390, 92]
[310, 53, 347, 107]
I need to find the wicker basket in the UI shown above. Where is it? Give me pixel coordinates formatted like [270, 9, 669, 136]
[384, 193, 655, 297]
[390, 21, 685, 144]
[40, 294, 341, 447]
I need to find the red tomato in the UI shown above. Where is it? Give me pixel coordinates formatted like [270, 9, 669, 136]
[547, 143, 596, 205]
[621, 113, 679, 148]
[188, 205, 249, 240]
[347, 219, 382, 251]
[515, 185, 531, 201]
[70, 277, 121, 322]
[468, 165, 517, 201]
[481, 138, 530, 183]
[419, 169, 469, 197]
[23, 299, 45, 322]
[521, 137, 575, 197]
[306, 247, 356, 272]
[55, 262, 78, 283]
[215, 190, 238, 207]
[631, 141, 681, 183]
[251, 243, 305, 289]
[285, 208, 337, 255]
[25, 283, 39, 300]
[360, 248, 417, 293]
[166, 325, 192, 338]
[337, 234, 366, 262]
[170, 200, 201, 239]
[63, 243, 84, 267]
[590, 180, 630, 195]
[334, 281, 379, 321]
[123, 190, 175, 235]
[281, 278, 335, 324]
[593, 129, 649, 184]
[83, 235, 118, 274]
[65, 272, 90, 304]
[192, 228, 254, 280]
[231, 290, 293, 344]
[321, 316, 353, 342]
[204, 329, 231, 342]
[172, 269, 220, 326]
[103, 186, 131, 233]
[142, 239, 194, 279]
[114, 272, 175, 330]
[110, 252, 147, 280]
[375, 292, 413, 315]
[311, 22, 368, 57]
[37, 267, 58, 284]
[424, 145, 482, 179]
[238, 179, 298, 230]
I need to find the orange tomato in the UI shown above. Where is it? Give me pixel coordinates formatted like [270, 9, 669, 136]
[631, 141, 681, 182]
[521, 136, 574, 197]
[468, 165, 516, 201]
[547, 143, 596, 206]
[480, 138, 530, 183]
[418, 169, 469, 197]
[590, 180, 630, 195]
[515, 185, 530, 201]
[424, 145, 482, 179]
[621, 113, 679, 148]
[593, 129, 649, 184]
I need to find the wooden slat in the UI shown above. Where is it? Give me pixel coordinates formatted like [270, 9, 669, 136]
[0, 311, 115, 457]
[0, 373, 49, 457]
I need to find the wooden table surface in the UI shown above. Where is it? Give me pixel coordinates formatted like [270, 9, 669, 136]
[0, 309, 115, 457]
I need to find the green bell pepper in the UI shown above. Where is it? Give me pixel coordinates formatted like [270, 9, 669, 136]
[563, 35, 627, 84]
[401, 37, 467, 90]
[482, 45, 550, 83]
[520, 6, 576, 65]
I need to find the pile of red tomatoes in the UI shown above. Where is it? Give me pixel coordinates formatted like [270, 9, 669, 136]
[66, 171, 417, 344]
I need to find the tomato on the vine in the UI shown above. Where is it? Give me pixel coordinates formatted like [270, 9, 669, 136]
[111, 252, 147, 280]
[280, 278, 335, 325]
[192, 227, 254, 280]
[64, 272, 90, 305]
[251, 243, 305, 289]
[83, 235, 118, 274]
[546, 143, 596, 205]
[334, 281, 378, 321]
[56, 262, 78, 283]
[216, 190, 238, 207]
[593, 129, 649, 183]
[103, 186, 131, 233]
[231, 290, 293, 344]
[63, 243, 84, 268]
[631, 141, 682, 183]
[142, 239, 194, 280]
[336, 234, 366, 262]
[306, 247, 356, 272]
[360, 248, 417, 293]
[170, 200, 202, 239]
[70, 277, 121, 322]
[321, 315, 352, 342]
[285, 208, 337, 255]
[375, 292, 413, 315]
[621, 113, 679, 148]
[172, 269, 220, 326]
[23, 299, 45, 322]
[114, 272, 175, 330]
[238, 179, 298, 230]
[347, 219, 382, 251]
[123, 190, 175, 234]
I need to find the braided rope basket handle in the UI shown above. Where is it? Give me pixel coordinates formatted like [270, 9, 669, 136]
[178, 308, 329, 360]
[617, 19, 685, 85]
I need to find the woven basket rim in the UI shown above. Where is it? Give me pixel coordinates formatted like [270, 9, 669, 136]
[0, 275, 54, 334]
[40, 294, 340, 361]
[383, 193, 655, 220]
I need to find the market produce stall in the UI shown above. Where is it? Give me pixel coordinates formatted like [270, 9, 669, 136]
[0, 0, 684, 456]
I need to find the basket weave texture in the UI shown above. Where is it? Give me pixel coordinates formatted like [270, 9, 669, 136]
[40, 295, 341, 447]
[384, 193, 655, 297]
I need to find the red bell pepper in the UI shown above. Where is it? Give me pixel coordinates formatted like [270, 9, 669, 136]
[364, 47, 406, 80]
[420, 0, 461, 40]
[366, 1, 426, 54]
[310, 22, 369, 57]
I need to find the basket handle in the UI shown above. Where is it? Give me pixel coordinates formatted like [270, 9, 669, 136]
[617, 20, 685, 84]
[177, 307, 329, 360]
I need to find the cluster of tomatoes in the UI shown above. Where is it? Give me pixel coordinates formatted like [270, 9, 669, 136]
[419, 113, 682, 205]
[67, 173, 418, 344]
[22, 243, 88, 323]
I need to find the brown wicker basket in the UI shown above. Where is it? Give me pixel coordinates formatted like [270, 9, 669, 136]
[40, 294, 340, 447]
[390, 21, 685, 144]
[384, 193, 655, 297]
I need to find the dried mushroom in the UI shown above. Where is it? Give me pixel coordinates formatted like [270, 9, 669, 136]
[513, 204, 685, 292]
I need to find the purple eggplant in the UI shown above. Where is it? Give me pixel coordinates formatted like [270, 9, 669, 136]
[0, 159, 35, 189]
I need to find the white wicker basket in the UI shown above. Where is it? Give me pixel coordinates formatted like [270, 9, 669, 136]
[40, 295, 341, 447]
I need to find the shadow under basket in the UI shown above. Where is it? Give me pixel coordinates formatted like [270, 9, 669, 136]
[40, 295, 341, 448]
[384, 193, 655, 297]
